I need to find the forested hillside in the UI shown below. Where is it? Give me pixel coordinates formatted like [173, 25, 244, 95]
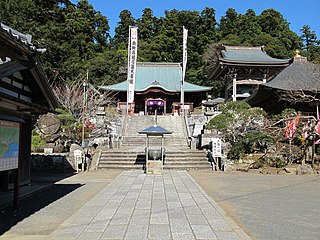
[1, 0, 319, 96]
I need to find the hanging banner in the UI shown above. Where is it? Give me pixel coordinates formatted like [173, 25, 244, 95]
[0, 120, 20, 171]
[127, 26, 138, 103]
[180, 26, 188, 105]
[285, 116, 300, 139]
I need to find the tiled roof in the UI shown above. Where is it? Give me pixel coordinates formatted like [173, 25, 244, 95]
[220, 45, 290, 64]
[100, 62, 211, 93]
[263, 61, 320, 90]
[0, 23, 45, 53]
[0, 23, 57, 110]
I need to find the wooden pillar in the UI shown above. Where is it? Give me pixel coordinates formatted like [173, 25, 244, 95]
[232, 74, 237, 102]
[13, 168, 20, 209]
[13, 121, 23, 209]
[145, 99, 147, 116]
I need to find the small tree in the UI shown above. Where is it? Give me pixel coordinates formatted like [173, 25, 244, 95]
[206, 102, 272, 161]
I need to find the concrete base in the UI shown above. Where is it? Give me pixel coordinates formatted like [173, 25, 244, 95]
[146, 160, 163, 174]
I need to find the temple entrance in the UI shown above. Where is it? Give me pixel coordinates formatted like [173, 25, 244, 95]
[145, 98, 165, 115]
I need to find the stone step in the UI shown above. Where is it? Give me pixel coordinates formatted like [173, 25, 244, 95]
[100, 151, 207, 158]
[99, 158, 207, 163]
[99, 160, 145, 165]
[98, 152, 210, 170]
[100, 152, 144, 157]
[97, 164, 210, 170]
[98, 164, 144, 169]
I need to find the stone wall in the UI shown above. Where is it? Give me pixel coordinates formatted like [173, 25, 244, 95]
[30, 153, 73, 172]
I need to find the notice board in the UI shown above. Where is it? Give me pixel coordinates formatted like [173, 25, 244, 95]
[0, 119, 20, 171]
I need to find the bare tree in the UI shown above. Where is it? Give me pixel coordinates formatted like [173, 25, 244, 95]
[50, 74, 116, 123]
[203, 43, 223, 75]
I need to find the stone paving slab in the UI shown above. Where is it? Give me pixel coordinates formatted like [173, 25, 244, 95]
[49, 170, 251, 240]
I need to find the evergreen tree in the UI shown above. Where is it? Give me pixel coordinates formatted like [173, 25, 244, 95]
[1, 3, 313, 89]
[258, 8, 289, 36]
[300, 25, 320, 63]
[137, 8, 159, 42]
[113, 10, 136, 49]
[238, 9, 262, 45]
[218, 8, 240, 38]
[300, 25, 318, 51]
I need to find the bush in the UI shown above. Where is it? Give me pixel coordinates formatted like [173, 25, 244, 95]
[31, 134, 46, 152]
[227, 142, 243, 160]
[268, 157, 286, 168]
[243, 131, 274, 153]
[206, 113, 232, 131]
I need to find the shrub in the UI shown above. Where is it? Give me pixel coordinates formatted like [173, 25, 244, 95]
[31, 134, 46, 152]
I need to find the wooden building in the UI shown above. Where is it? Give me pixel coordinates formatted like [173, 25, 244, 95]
[0, 23, 57, 194]
[247, 53, 320, 115]
[99, 62, 211, 115]
[209, 45, 290, 101]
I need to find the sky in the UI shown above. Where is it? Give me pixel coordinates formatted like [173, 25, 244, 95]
[75, 0, 320, 38]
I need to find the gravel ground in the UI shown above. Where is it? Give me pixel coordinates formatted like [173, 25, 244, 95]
[0, 170, 122, 239]
[189, 170, 320, 240]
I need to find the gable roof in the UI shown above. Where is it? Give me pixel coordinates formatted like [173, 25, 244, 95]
[100, 62, 211, 93]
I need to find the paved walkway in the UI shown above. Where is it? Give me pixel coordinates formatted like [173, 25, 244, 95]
[48, 170, 250, 240]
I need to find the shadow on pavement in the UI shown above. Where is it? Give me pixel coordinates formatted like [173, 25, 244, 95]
[0, 182, 83, 235]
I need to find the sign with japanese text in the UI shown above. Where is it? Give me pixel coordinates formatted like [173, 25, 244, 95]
[211, 138, 222, 158]
[127, 26, 138, 103]
[181, 26, 188, 104]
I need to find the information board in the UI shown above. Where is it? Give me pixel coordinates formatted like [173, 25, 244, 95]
[211, 138, 222, 158]
[0, 119, 20, 171]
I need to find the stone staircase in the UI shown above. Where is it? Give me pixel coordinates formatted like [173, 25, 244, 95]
[121, 115, 188, 148]
[97, 148, 211, 170]
[97, 115, 211, 170]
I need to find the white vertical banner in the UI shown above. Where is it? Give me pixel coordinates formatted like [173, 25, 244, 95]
[127, 26, 138, 104]
[181, 26, 188, 105]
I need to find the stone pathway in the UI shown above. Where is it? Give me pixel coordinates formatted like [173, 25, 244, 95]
[49, 170, 250, 240]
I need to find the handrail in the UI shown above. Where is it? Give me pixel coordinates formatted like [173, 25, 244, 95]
[119, 115, 128, 147]
[184, 115, 192, 148]
[95, 150, 102, 170]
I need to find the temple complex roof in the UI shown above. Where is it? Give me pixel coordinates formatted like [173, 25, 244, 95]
[99, 62, 211, 93]
[263, 59, 320, 91]
[209, 45, 290, 81]
[219, 46, 290, 65]
[247, 55, 320, 108]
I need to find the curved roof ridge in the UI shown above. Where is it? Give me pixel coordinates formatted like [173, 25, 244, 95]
[223, 45, 264, 51]
[137, 62, 181, 67]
